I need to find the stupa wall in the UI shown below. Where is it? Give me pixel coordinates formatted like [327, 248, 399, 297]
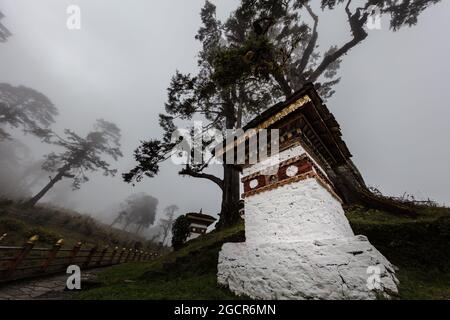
[245, 178, 354, 245]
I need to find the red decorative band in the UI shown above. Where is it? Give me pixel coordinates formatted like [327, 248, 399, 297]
[241, 154, 341, 202]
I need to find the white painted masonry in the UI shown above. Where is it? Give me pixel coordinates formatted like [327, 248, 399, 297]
[217, 140, 399, 300]
[187, 233, 200, 241]
[245, 178, 354, 245]
[218, 236, 399, 300]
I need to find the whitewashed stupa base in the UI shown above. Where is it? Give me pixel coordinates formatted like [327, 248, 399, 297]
[217, 144, 399, 300]
[218, 235, 399, 300]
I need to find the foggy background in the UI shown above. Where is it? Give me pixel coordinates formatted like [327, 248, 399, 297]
[0, 0, 449, 226]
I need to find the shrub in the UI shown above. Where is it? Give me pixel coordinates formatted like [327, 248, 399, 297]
[171, 216, 190, 251]
[0, 218, 26, 232]
[25, 227, 61, 245]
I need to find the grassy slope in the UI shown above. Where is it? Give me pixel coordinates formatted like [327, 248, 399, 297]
[347, 206, 450, 300]
[74, 223, 245, 300]
[75, 205, 450, 300]
[0, 200, 145, 249]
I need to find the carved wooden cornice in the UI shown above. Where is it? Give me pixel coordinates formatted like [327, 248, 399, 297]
[215, 95, 312, 159]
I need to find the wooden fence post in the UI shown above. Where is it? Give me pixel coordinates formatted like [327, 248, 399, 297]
[41, 239, 63, 272]
[124, 248, 132, 262]
[108, 247, 119, 265]
[68, 242, 82, 266]
[83, 246, 98, 268]
[97, 246, 108, 266]
[131, 249, 138, 262]
[7, 235, 39, 277]
[117, 248, 126, 264]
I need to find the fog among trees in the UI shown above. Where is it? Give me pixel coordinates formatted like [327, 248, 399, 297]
[0, 1, 449, 239]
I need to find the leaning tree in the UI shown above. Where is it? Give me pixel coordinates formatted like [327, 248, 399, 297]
[125, 0, 442, 229]
[0, 83, 58, 141]
[26, 119, 123, 207]
[159, 204, 179, 245]
[118, 193, 159, 234]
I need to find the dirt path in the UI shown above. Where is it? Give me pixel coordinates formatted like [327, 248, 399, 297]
[0, 268, 106, 300]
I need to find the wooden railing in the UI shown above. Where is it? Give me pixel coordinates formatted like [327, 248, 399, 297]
[0, 233, 158, 283]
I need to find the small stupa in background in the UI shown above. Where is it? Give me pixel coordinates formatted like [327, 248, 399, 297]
[185, 209, 216, 241]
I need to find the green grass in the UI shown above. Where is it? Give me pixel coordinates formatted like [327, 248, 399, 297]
[346, 206, 450, 300]
[75, 270, 238, 300]
[396, 268, 450, 300]
[74, 223, 245, 300]
[74, 206, 450, 300]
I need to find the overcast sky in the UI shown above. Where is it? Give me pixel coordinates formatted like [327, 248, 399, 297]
[0, 0, 449, 223]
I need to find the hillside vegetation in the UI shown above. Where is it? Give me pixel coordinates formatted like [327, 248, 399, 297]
[75, 204, 450, 300]
[74, 223, 245, 300]
[0, 199, 149, 250]
[347, 205, 450, 299]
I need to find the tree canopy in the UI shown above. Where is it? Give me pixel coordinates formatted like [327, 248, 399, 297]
[120, 193, 159, 234]
[125, 0, 442, 228]
[26, 119, 123, 206]
[171, 215, 190, 250]
[0, 83, 58, 140]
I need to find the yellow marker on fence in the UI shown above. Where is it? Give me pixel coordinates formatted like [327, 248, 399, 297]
[27, 235, 39, 244]
[7, 235, 39, 278]
[42, 238, 64, 272]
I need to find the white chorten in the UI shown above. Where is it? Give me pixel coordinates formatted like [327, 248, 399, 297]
[217, 84, 398, 300]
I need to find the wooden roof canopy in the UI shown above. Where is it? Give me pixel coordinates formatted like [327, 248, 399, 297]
[216, 83, 352, 171]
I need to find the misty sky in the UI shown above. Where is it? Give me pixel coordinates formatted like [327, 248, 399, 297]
[0, 0, 449, 223]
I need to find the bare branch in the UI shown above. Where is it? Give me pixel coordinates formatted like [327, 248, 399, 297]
[308, 0, 369, 83]
[298, 3, 319, 76]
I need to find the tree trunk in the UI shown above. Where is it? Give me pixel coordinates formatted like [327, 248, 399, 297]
[216, 164, 241, 230]
[135, 224, 143, 235]
[328, 160, 416, 216]
[25, 166, 68, 207]
[215, 95, 242, 230]
[325, 159, 366, 204]
[123, 221, 131, 231]
[109, 218, 118, 228]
